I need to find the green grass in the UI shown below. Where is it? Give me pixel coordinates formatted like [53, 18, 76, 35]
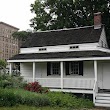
[0, 105, 102, 110]
[0, 105, 71, 110]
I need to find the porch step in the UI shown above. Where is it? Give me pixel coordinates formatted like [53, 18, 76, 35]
[96, 99, 110, 104]
[96, 96, 110, 100]
[95, 103, 110, 107]
[95, 93, 110, 107]
[97, 93, 110, 97]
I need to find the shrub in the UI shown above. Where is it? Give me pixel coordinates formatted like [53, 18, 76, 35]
[0, 89, 20, 107]
[0, 74, 27, 89]
[24, 82, 42, 93]
[0, 88, 50, 107]
[47, 92, 75, 107]
[21, 94, 50, 106]
[47, 92, 94, 108]
[24, 82, 49, 93]
[0, 88, 94, 108]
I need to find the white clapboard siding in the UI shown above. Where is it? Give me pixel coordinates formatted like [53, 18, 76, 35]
[35, 78, 61, 88]
[63, 78, 94, 89]
[24, 77, 94, 89]
[20, 43, 98, 54]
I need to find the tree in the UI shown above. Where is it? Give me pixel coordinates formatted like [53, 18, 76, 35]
[0, 60, 7, 74]
[30, 0, 110, 46]
[12, 31, 32, 47]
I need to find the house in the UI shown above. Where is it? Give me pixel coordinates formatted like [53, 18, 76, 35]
[8, 12, 110, 107]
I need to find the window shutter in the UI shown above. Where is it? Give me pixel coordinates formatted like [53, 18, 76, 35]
[65, 62, 70, 75]
[79, 61, 83, 76]
[47, 62, 51, 76]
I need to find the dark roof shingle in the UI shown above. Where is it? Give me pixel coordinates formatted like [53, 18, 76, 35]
[21, 26, 102, 48]
[9, 50, 110, 60]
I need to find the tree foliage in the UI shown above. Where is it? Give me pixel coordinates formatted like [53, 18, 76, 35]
[30, 0, 110, 45]
[12, 31, 32, 47]
[12, 31, 32, 41]
[0, 60, 7, 69]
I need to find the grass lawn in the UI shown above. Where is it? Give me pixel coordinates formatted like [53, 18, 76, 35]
[0, 105, 105, 110]
[0, 105, 75, 110]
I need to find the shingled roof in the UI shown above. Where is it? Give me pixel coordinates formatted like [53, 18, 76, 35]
[21, 26, 103, 48]
[9, 50, 110, 60]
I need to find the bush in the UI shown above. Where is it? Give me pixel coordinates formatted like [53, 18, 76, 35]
[0, 88, 94, 108]
[21, 95, 50, 106]
[0, 74, 27, 89]
[0, 89, 20, 107]
[47, 92, 94, 108]
[0, 88, 50, 107]
[24, 82, 49, 93]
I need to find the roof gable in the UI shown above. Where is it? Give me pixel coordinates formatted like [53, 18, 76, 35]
[21, 26, 102, 48]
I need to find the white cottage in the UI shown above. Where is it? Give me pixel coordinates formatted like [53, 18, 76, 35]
[8, 12, 110, 107]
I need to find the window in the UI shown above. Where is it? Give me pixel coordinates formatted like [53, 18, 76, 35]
[70, 46, 79, 49]
[51, 62, 60, 75]
[70, 62, 79, 74]
[65, 61, 83, 76]
[47, 62, 60, 75]
[39, 48, 47, 51]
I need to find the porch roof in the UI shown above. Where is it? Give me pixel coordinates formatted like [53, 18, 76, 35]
[9, 50, 110, 60]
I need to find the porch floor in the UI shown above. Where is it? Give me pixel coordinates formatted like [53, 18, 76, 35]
[50, 88, 93, 94]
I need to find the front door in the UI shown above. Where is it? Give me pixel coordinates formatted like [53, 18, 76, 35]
[102, 63, 110, 89]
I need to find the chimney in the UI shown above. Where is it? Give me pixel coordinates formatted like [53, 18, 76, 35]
[94, 12, 102, 29]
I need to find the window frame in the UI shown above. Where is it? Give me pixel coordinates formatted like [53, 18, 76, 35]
[65, 61, 83, 76]
[70, 62, 80, 75]
[51, 62, 60, 75]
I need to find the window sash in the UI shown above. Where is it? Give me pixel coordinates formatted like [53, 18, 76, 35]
[51, 62, 60, 75]
[70, 62, 79, 75]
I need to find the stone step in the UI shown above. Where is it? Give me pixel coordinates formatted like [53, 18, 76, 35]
[96, 96, 110, 100]
[97, 93, 110, 97]
[95, 103, 110, 107]
[96, 99, 110, 104]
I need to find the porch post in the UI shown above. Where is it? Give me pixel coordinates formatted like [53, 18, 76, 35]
[93, 60, 98, 104]
[9, 63, 12, 75]
[33, 62, 35, 82]
[94, 60, 97, 82]
[60, 61, 63, 89]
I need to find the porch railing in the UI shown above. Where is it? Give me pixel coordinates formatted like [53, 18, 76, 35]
[63, 78, 94, 89]
[35, 78, 61, 88]
[24, 77, 94, 89]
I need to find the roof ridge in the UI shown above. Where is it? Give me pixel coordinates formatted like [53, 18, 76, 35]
[35, 25, 94, 33]
[34, 25, 104, 33]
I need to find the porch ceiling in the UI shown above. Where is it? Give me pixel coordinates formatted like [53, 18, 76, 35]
[9, 50, 110, 60]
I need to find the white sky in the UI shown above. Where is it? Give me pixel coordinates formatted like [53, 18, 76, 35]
[0, 0, 35, 31]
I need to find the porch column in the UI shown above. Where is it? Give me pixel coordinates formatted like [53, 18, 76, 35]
[33, 62, 36, 82]
[94, 60, 97, 82]
[60, 61, 63, 89]
[93, 60, 98, 104]
[9, 63, 12, 75]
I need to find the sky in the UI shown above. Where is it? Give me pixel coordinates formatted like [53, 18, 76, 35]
[0, 0, 35, 31]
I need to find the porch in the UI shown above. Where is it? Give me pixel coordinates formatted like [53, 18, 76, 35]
[9, 60, 98, 93]
[24, 77, 94, 92]
[9, 59, 110, 106]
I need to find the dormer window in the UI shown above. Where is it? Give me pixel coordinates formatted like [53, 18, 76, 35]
[39, 48, 47, 51]
[70, 46, 79, 49]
